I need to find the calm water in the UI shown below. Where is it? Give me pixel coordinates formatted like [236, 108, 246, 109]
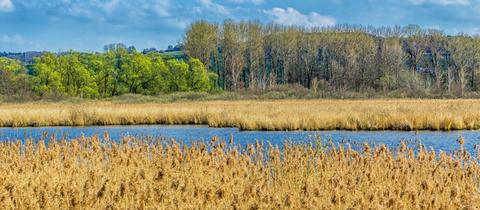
[0, 125, 479, 153]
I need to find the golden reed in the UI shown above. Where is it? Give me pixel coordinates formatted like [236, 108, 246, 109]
[1, 99, 480, 131]
[0, 136, 477, 209]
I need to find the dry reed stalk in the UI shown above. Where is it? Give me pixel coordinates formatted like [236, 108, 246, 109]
[0, 136, 477, 209]
[1, 99, 480, 130]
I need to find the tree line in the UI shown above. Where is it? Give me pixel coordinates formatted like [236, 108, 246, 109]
[3, 20, 480, 100]
[184, 20, 480, 96]
[0, 46, 217, 100]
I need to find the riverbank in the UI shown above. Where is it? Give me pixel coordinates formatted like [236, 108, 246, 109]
[1, 99, 480, 131]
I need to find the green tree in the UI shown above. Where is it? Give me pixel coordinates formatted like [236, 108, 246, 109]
[189, 58, 215, 91]
[81, 53, 116, 97]
[0, 57, 34, 99]
[107, 45, 129, 96]
[32, 53, 64, 96]
[147, 52, 171, 94]
[32, 63, 63, 96]
[120, 52, 153, 94]
[0, 57, 23, 73]
[166, 59, 189, 92]
[58, 53, 98, 98]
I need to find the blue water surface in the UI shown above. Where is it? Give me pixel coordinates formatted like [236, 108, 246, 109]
[0, 125, 478, 153]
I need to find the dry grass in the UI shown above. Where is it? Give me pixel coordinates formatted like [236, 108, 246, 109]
[1, 99, 480, 130]
[0, 135, 479, 209]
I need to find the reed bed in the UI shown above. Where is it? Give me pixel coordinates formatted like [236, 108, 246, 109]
[1, 99, 480, 130]
[0, 136, 478, 209]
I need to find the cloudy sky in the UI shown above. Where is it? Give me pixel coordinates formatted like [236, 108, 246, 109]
[1, 0, 479, 52]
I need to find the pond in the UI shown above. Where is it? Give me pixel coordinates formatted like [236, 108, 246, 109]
[0, 125, 479, 153]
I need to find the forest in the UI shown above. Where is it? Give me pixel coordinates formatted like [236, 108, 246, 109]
[0, 45, 217, 100]
[185, 20, 480, 97]
[3, 20, 480, 100]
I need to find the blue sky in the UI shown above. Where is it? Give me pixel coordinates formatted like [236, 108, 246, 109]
[1, 0, 480, 52]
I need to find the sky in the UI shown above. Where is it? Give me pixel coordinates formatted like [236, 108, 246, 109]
[1, 0, 480, 52]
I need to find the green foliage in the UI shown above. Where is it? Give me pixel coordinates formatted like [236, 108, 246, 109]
[146, 52, 170, 94]
[58, 53, 98, 97]
[0, 57, 23, 73]
[32, 53, 63, 96]
[166, 59, 189, 92]
[189, 58, 215, 91]
[12, 22, 480, 99]
[0, 57, 35, 99]
[32, 63, 64, 95]
[83, 52, 115, 97]
[2, 49, 218, 99]
[121, 51, 153, 94]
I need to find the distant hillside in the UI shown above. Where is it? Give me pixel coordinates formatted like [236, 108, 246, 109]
[0, 44, 185, 65]
[0, 51, 46, 65]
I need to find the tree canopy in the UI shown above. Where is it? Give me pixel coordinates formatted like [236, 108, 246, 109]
[184, 21, 480, 97]
[0, 48, 217, 100]
[5, 21, 480, 100]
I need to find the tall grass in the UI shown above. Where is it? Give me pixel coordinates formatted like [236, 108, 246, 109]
[1, 99, 480, 131]
[0, 135, 478, 209]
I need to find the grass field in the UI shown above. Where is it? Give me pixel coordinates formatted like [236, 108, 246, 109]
[1, 99, 480, 131]
[0, 136, 477, 209]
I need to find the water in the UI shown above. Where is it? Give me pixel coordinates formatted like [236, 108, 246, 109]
[0, 125, 478, 153]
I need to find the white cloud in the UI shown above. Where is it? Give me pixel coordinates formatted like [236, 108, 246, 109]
[14, 0, 172, 18]
[152, 0, 171, 17]
[101, 0, 120, 14]
[99, 0, 171, 17]
[165, 18, 190, 29]
[409, 0, 470, 5]
[227, 0, 264, 5]
[0, 0, 13, 12]
[198, 0, 230, 15]
[0, 34, 24, 44]
[264, 7, 336, 28]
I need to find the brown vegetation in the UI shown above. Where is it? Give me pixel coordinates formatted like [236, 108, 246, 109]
[0, 135, 478, 209]
[1, 99, 480, 131]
